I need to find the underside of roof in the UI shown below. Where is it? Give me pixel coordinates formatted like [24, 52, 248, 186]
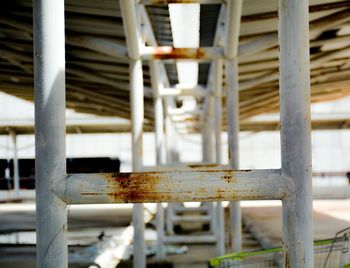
[1, 0, 350, 133]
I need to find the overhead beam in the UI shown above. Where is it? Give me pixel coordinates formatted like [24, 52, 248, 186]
[139, 0, 224, 4]
[159, 86, 207, 97]
[238, 8, 350, 58]
[141, 46, 223, 61]
[66, 36, 128, 59]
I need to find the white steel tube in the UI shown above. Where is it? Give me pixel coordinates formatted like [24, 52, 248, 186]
[141, 46, 224, 61]
[120, 1, 146, 266]
[149, 60, 166, 260]
[10, 131, 20, 198]
[213, 59, 225, 255]
[225, 0, 243, 253]
[202, 97, 214, 163]
[165, 115, 175, 235]
[278, 0, 314, 267]
[140, 0, 224, 4]
[227, 60, 242, 252]
[56, 169, 290, 204]
[225, 0, 243, 59]
[155, 203, 165, 259]
[214, 60, 223, 164]
[202, 94, 216, 234]
[163, 235, 217, 243]
[216, 202, 225, 255]
[120, 0, 142, 59]
[33, 0, 67, 266]
[130, 59, 146, 268]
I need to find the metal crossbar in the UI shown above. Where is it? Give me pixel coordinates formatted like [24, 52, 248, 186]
[33, 0, 313, 267]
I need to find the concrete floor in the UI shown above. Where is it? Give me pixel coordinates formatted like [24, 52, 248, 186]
[242, 200, 350, 246]
[0, 200, 349, 267]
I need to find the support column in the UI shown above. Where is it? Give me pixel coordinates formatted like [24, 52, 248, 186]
[278, 0, 313, 267]
[165, 114, 176, 235]
[202, 97, 214, 163]
[130, 59, 146, 268]
[225, 0, 243, 252]
[214, 59, 225, 256]
[120, 1, 146, 266]
[33, 0, 67, 267]
[226, 60, 242, 252]
[166, 115, 179, 164]
[10, 131, 19, 198]
[150, 60, 165, 260]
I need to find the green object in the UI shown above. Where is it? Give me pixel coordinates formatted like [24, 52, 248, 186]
[209, 238, 337, 267]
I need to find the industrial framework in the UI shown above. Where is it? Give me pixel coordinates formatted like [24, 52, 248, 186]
[32, 0, 316, 268]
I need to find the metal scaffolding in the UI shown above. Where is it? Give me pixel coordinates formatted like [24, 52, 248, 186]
[33, 0, 313, 267]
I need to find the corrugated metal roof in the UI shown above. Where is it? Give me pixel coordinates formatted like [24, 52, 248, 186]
[1, 0, 350, 133]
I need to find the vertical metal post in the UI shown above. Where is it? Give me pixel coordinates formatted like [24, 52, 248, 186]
[165, 114, 176, 235]
[226, 60, 242, 252]
[202, 97, 214, 163]
[166, 115, 179, 164]
[120, 1, 146, 266]
[172, 123, 180, 162]
[10, 131, 20, 198]
[33, 0, 67, 267]
[130, 59, 146, 268]
[214, 59, 225, 255]
[225, 0, 243, 253]
[150, 60, 165, 260]
[202, 91, 217, 237]
[278, 0, 313, 267]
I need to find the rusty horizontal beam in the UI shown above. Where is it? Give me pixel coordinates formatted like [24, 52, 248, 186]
[55, 169, 291, 204]
[139, 0, 224, 4]
[141, 46, 223, 61]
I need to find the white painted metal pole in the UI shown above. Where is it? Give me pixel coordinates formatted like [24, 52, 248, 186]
[213, 59, 225, 255]
[10, 131, 20, 198]
[120, 1, 146, 266]
[202, 93, 216, 235]
[130, 59, 146, 268]
[202, 97, 214, 163]
[226, 60, 242, 253]
[225, 0, 243, 253]
[155, 202, 165, 259]
[149, 60, 166, 260]
[225, 0, 243, 59]
[278, 0, 314, 267]
[165, 112, 175, 235]
[33, 0, 68, 266]
[214, 60, 223, 164]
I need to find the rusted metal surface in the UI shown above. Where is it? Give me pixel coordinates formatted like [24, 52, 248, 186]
[140, 0, 224, 4]
[55, 169, 291, 204]
[141, 46, 223, 61]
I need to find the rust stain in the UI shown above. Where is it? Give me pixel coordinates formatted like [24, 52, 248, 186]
[152, 47, 207, 60]
[151, 0, 199, 4]
[284, 251, 290, 268]
[221, 171, 237, 183]
[102, 172, 165, 203]
[215, 189, 225, 199]
[187, 163, 218, 168]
